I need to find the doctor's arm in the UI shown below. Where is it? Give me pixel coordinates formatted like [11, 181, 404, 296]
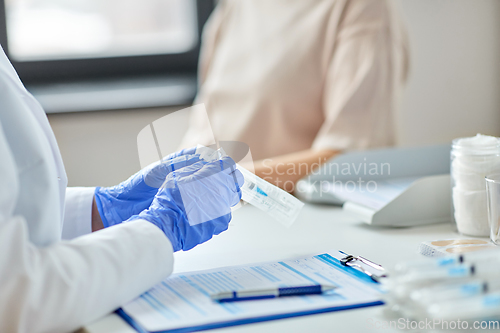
[0, 153, 239, 333]
[0, 127, 174, 333]
[1, 219, 173, 333]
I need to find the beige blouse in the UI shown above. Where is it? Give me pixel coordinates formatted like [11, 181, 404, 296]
[180, 0, 409, 160]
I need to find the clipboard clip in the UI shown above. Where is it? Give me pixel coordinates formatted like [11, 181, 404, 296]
[340, 253, 388, 282]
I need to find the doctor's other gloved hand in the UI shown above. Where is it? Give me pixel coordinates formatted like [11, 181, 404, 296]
[127, 156, 244, 252]
[94, 147, 200, 228]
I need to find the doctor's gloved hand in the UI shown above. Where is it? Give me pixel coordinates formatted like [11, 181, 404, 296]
[94, 147, 200, 228]
[127, 156, 244, 252]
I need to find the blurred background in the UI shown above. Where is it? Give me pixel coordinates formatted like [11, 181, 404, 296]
[0, 0, 499, 187]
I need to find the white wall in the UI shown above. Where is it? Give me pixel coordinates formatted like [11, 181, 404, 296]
[397, 0, 500, 146]
[48, 0, 500, 186]
[49, 106, 190, 187]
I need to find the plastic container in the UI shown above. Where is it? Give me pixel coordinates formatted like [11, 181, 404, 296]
[451, 134, 500, 236]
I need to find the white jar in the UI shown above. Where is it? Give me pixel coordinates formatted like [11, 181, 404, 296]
[451, 134, 500, 236]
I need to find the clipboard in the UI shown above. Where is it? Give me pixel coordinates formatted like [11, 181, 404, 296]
[116, 250, 386, 333]
[338, 250, 387, 282]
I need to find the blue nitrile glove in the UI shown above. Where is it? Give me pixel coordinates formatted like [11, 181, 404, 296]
[127, 156, 244, 251]
[94, 147, 200, 228]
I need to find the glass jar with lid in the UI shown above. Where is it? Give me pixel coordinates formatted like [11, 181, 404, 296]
[451, 134, 500, 236]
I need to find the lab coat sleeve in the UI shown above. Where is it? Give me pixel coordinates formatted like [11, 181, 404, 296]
[0, 218, 174, 333]
[61, 187, 95, 239]
[312, 0, 409, 151]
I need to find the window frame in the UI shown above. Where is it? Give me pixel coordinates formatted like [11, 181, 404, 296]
[0, 0, 214, 85]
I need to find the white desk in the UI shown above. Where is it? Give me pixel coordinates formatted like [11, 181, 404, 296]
[82, 203, 465, 333]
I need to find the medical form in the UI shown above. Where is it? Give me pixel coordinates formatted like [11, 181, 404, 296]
[119, 250, 383, 332]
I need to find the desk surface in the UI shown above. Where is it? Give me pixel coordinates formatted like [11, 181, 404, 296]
[82, 203, 467, 333]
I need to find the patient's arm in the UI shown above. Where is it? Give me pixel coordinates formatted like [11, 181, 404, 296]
[246, 149, 339, 193]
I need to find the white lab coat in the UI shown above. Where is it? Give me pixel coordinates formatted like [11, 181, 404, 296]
[0, 47, 174, 333]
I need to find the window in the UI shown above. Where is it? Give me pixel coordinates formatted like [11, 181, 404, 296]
[0, 0, 214, 112]
[6, 0, 198, 61]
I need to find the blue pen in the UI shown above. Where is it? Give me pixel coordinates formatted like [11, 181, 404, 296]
[211, 284, 336, 302]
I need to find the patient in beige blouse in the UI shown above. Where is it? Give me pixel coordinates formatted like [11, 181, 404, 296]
[180, 0, 409, 192]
